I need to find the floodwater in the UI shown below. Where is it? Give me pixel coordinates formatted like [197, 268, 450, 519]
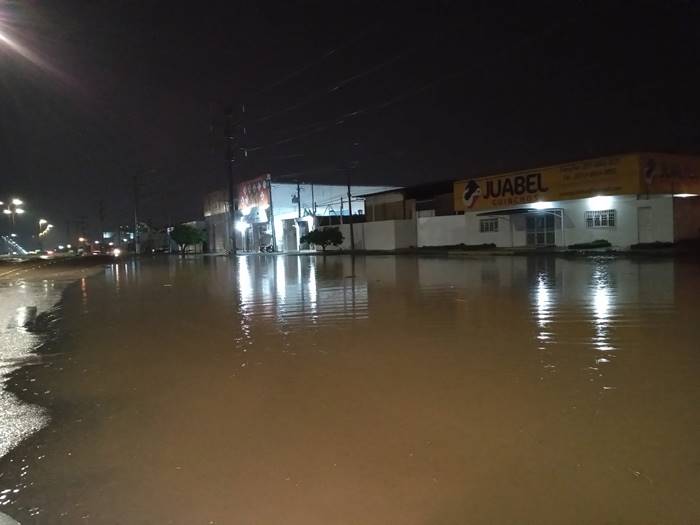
[1, 255, 699, 524]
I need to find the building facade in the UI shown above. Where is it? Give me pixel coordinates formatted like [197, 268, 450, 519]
[453, 152, 700, 248]
[344, 153, 700, 251]
[204, 177, 396, 253]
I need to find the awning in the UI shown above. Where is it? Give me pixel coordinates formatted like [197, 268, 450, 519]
[477, 208, 563, 216]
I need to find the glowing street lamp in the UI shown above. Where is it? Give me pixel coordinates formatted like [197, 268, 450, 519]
[2, 197, 26, 224]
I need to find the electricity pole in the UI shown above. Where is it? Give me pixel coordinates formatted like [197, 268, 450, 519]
[347, 173, 355, 251]
[296, 180, 302, 218]
[225, 106, 237, 255]
[347, 142, 360, 252]
[98, 199, 105, 242]
[133, 175, 140, 254]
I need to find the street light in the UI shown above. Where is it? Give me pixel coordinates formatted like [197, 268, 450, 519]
[2, 197, 26, 225]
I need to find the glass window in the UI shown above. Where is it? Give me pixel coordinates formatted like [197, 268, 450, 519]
[479, 218, 499, 233]
[585, 210, 616, 229]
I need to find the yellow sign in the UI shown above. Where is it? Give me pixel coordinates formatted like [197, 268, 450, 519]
[454, 154, 642, 212]
[639, 153, 700, 195]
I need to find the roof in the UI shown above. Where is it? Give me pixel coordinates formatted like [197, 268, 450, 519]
[357, 180, 454, 199]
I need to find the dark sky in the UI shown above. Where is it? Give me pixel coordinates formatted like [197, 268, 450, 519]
[1, 0, 699, 241]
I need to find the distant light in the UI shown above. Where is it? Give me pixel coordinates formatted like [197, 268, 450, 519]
[587, 195, 614, 211]
[531, 201, 553, 210]
[58, 245, 65, 250]
[66, 244, 72, 249]
[94, 240, 100, 244]
[112, 248, 122, 257]
[108, 242, 114, 246]
[10, 233, 17, 237]
[15, 208, 25, 214]
[235, 220, 250, 233]
[39, 219, 48, 225]
[11, 198, 23, 206]
[46, 250, 55, 255]
[3, 209, 11, 215]
[78, 237, 86, 243]
[674, 193, 698, 198]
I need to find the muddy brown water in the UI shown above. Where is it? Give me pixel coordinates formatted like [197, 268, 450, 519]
[1, 255, 699, 524]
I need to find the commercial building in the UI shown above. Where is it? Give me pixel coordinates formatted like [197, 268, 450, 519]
[333, 153, 700, 251]
[452, 153, 700, 248]
[204, 176, 395, 253]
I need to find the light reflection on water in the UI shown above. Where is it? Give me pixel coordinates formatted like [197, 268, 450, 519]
[1, 255, 699, 524]
[0, 280, 61, 460]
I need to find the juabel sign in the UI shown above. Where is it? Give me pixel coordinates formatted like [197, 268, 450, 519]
[454, 154, 641, 212]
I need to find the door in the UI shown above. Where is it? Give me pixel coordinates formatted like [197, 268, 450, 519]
[282, 219, 298, 251]
[526, 213, 555, 247]
[638, 207, 653, 243]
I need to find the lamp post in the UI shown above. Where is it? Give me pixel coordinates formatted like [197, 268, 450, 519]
[2, 197, 25, 226]
[38, 219, 52, 251]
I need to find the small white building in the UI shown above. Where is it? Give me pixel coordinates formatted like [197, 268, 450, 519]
[204, 177, 396, 253]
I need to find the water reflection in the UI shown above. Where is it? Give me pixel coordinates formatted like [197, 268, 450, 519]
[233, 256, 368, 331]
[1, 255, 697, 524]
[591, 265, 614, 352]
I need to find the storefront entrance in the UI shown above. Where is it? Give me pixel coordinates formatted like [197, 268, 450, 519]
[526, 213, 556, 247]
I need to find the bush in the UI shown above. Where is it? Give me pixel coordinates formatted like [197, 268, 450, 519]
[300, 227, 344, 252]
[567, 239, 612, 250]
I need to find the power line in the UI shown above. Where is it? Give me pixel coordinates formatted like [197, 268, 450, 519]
[244, 17, 572, 154]
[254, 47, 413, 124]
[258, 22, 381, 94]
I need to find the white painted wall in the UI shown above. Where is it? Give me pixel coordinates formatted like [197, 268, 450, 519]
[417, 215, 467, 246]
[321, 220, 416, 251]
[461, 194, 674, 248]
[322, 195, 675, 250]
[394, 220, 418, 248]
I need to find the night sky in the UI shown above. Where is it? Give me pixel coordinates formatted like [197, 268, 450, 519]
[1, 0, 699, 242]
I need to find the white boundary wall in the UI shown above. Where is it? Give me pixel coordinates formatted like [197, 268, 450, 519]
[321, 194, 676, 251]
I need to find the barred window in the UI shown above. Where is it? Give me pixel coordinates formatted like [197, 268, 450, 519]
[480, 218, 499, 233]
[585, 210, 616, 228]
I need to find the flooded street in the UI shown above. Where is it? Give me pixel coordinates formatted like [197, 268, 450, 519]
[1, 254, 699, 524]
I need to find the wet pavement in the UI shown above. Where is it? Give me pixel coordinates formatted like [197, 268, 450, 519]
[1, 254, 699, 524]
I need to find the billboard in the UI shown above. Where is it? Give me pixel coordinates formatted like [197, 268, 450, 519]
[454, 154, 641, 212]
[238, 175, 270, 212]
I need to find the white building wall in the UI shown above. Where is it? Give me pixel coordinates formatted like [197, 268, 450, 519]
[363, 221, 397, 250]
[394, 220, 417, 248]
[322, 220, 415, 251]
[316, 195, 675, 251]
[417, 215, 467, 246]
[461, 194, 674, 249]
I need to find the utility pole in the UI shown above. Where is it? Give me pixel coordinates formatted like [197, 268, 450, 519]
[311, 183, 316, 220]
[347, 172, 355, 251]
[133, 175, 140, 254]
[267, 174, 276, 250]
[225, 106, 237, 254]
[296, 181, 302, 218]
[98, 199, 105, 242]
[347, 142, 360, 252]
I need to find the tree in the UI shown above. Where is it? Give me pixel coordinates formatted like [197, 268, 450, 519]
[170, 224, 205, 255]
[300, 227, 344, 252]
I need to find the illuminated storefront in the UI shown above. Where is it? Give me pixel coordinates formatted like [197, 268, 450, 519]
[452, 153, 700, 248]
[204, 177, 395, 253]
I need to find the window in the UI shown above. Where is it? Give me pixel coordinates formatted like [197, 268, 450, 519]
[585, 210, 616, 228]
[480, 218, 499, 233]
